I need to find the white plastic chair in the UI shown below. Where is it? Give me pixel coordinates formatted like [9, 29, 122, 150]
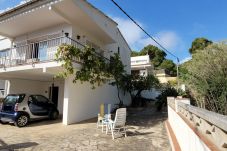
[107, 108, 127, 140]
[102, 114, 111, 133]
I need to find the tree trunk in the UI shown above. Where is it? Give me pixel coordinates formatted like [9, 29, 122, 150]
[132, 89, 143, 107]
[116, 84, 123, 107]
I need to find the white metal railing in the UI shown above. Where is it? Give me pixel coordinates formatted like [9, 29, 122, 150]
[0, 36, 85, 68]
[0, 35, 110, 68]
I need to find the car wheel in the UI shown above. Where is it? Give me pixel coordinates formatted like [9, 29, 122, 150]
[15, 115, 29, 127]
[49, 110, 59, 120]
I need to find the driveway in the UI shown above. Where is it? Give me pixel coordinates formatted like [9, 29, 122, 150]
[0, 108, 170, 151]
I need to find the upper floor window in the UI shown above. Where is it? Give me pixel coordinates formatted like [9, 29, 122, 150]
[0, 49, 10, 57]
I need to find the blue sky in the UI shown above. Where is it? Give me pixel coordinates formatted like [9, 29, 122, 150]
[1, 0, 227, 62]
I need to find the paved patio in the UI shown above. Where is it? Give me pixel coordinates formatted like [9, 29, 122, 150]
[0, 108, 170, 151]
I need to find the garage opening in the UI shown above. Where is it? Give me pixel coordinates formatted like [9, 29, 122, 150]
[5, 78, 65, 123]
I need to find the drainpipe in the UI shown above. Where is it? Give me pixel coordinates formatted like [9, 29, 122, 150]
[5, 80, 10, 96]
[50, 78, 55, 102]
[9, 39, 14, 67]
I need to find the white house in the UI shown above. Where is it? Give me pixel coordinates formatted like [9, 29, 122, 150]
[0, 36, 11, 97]
[131, 55, 154, 76]
[131, 55, 177, 84]
[0, 0, 131, 125]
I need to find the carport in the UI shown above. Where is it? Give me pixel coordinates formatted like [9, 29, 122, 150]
[0, 62, 65, 115]
[0, 61, 126, 126]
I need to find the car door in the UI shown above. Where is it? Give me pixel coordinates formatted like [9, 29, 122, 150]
[28, 95, 49, 116]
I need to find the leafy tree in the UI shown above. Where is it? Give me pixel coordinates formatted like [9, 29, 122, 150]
[159, 59, 177, 75]
[189, 37, 212, 54]
[181, 43, 227, 115]
[109, 54, 126, 106]
[130, 74, 160, 107]
[140, 45, 166, 67]
[131, 51, 140, 57]
[111, 73, 160, 107]
[56, 45, 111, 87]
[56, 45, 125, 106]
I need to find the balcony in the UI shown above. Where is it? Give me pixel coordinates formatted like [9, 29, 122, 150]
[0, 36, 85, 68]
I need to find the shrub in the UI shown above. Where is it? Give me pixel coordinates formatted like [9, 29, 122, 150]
[180, 43, 227, 115]
[155, 85, 178, 111]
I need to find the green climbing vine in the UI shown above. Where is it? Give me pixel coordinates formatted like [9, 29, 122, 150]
[55, 44, 126, 106]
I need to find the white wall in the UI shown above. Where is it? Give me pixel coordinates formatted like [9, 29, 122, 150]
[168, 106, 211, 151]
[131, 55, 150, 66]
[63, 76, 131, 125]
[8, 79, 48, 95]
[14, 23, 72, 44]
[72, 24, 105, 49]
[75, 0, 117, 42]
[140, 89, 161, 100]
[7, 78, 64, 114]
[104, 30, 131, 73]
[0, 80, 5, 90]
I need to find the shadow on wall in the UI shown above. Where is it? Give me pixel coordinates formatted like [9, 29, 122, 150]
[0, 139, 38, 150]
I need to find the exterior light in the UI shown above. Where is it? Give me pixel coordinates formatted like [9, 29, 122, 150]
[65, 33, 69, 37]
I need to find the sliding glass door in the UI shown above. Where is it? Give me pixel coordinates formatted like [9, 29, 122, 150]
[39, 41, 48, 61]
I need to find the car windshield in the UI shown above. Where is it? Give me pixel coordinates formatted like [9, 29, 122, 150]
[4, 94, 25, 104]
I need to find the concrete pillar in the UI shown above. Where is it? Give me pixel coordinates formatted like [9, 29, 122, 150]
[62, 77, 70, 125]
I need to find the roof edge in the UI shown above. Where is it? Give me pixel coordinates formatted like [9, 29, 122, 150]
[0, 0, 39, 18]
[0, 0, 118, 26]
[84, 0, 118, 26]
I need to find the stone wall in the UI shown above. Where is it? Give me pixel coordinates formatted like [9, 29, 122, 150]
[167, 97, 227, 151]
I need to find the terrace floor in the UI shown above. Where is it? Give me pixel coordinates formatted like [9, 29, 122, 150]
[0, 108, 170, 151]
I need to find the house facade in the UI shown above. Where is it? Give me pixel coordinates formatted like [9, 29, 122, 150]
[131, 55, 177, 84]
[131, 55, 154, 76]
[0, 36, 11, 97]
[0, 0, 131, 125]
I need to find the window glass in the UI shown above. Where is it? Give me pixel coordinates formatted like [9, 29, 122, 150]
[4, 94, 25, 104]
[31, 95, 49, 103]
[0, 49, 10, 58]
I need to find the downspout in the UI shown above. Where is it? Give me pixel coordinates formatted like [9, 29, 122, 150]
[5, 80, 10, 96]
[9, 39, 14, 68]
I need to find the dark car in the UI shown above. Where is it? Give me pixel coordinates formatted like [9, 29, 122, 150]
[0, 94, 59, 127]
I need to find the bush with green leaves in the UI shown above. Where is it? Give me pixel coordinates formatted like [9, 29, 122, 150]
[180, 43, 227, 115]
[155, 84, 178, 111]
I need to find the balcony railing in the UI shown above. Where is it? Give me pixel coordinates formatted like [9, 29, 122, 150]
[0, 36, 85, 68]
